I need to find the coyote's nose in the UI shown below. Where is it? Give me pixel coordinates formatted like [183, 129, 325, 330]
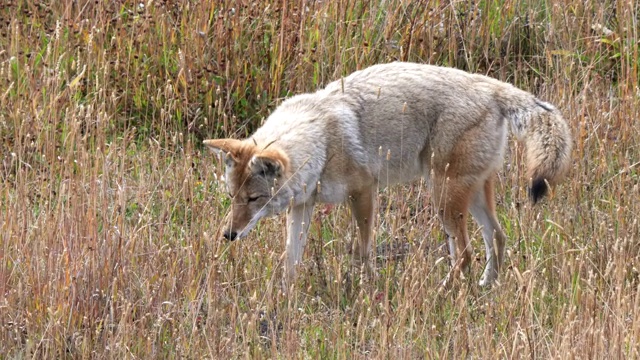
[223, 230, 237, 241]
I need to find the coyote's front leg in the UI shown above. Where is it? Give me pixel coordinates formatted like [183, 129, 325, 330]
[284, 199, 315, 287]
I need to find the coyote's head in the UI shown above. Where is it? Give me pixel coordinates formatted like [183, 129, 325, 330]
[204, 139, 290, 241]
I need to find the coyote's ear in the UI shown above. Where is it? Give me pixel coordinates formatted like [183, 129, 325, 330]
[203, 139, 243, 166]
[250, 154, 285, 179]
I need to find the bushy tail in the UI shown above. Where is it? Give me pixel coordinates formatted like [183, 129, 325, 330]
[497, 87, 572, 203]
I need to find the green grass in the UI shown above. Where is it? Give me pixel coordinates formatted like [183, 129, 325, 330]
[1, 0, 640, 358]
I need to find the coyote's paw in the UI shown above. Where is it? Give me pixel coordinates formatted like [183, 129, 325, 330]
[479, 267, 498, 287]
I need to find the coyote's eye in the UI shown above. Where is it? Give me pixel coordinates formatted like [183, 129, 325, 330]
[247, 195, 261, 203]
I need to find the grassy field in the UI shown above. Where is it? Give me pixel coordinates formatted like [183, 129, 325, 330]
[1, 0, 639, 358]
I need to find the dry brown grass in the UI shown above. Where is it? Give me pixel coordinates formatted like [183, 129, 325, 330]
[1, 0, 639, 358]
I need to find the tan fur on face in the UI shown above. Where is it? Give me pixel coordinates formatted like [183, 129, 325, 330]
[204, 139, 290, 235]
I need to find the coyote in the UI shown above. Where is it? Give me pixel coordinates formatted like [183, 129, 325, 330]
[205, 62, 571, 287]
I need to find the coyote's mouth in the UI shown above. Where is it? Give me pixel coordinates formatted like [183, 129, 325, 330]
[223, 208, 268, 241]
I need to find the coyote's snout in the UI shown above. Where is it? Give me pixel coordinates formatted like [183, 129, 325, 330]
[205, 62, 572, 287]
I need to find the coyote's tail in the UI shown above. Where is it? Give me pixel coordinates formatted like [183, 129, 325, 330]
[496, 86, 572, 203]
